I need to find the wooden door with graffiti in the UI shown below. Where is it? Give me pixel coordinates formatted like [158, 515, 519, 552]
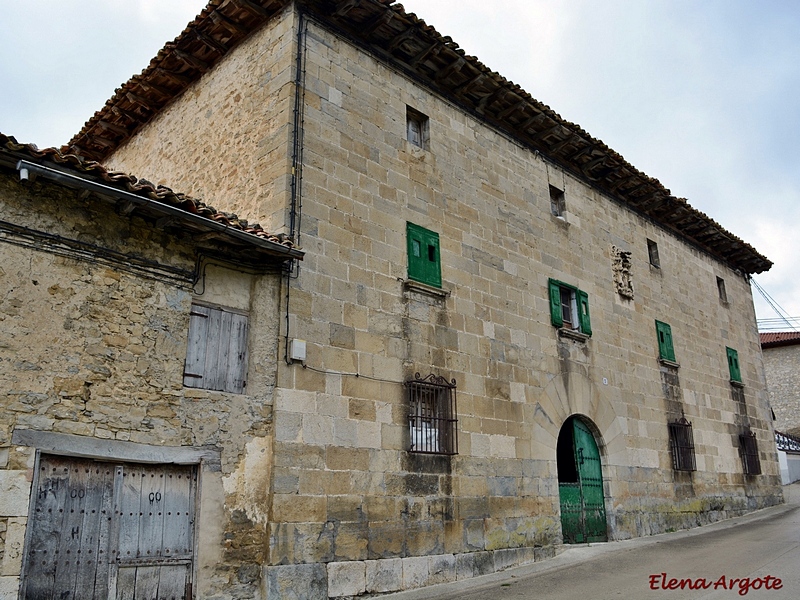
[557, 417, 608, 543]
[21, 455, 196, 600]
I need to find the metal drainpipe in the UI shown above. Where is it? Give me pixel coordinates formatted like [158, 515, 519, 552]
[284, 6, 308, 364]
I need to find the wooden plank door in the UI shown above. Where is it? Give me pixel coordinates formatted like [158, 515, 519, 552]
[22, 456, 115, 600]
[22, 456, 196, 600]
[113, 463, 196, 600]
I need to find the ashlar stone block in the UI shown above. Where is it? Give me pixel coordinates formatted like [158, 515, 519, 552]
[0, 471, 30, 517]
[327, 560, 366, 598]
[366, 557, 402, 593]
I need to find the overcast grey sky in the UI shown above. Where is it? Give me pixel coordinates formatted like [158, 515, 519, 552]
[1, 1, 797, 327]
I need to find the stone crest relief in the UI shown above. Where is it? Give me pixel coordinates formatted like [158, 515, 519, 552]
[612, 245, 634, 299]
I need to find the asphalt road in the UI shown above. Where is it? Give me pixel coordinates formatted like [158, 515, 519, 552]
[385, 484, 800, 600]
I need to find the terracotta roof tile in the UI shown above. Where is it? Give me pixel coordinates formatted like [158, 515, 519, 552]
[760, 331, 800, 347]
[0, 132, 299, 255]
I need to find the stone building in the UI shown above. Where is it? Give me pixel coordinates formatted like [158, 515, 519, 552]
[1, 1, 783, 599]
[761, 332, 800, 437]
[0, 135, 302, 598]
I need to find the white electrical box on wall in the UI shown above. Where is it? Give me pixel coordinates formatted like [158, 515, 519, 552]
[289, 339, 307, 362]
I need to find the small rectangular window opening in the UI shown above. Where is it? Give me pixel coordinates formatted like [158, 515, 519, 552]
[549, 185, 566, 217]
[647, 239, 660, 268]
[668, 418, 696, 471]
[407, 374, 458, 455]
[406, 106, 429, 149]
[717, 276, 728, 303]
[739, 431, 761, 475]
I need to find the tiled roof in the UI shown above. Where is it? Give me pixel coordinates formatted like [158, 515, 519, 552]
[66, 0, 770, 275]
[0, 132, 301, 261]
[760, 331, 800, 348]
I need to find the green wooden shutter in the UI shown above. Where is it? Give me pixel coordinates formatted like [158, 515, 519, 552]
[407, 222, 441, 287]
[655, 320, 675, 361]
[726, 347, 742, 382]
[549, 279, 563, 327]
[578, 289, 592, 336]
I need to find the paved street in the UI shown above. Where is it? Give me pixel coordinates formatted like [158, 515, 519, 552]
[385, 484, 800, 600]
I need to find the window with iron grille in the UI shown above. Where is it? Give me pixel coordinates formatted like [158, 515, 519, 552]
[406, 373, 457, 455]
[668, 418, 696, 471]
[739, 431, 761, 475]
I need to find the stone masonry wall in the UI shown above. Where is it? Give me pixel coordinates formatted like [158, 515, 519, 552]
[0, 174, 282, 599]
[763, 344, 800, 436]
[104, 8, 782, 599]
[108, 5, 297, 236]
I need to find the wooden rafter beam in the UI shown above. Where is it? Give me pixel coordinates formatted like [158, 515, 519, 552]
[409, 41, 439, 67]
[363, 9, 394, 36]
[435, 56, 465, 82]
[96, 120, 129, 137]
[194, 29, 229, 55]
[174, 50, 210, 72]
[210, 10, 247, 35]
[153, 67, 193, 87]
[497, 99, 526, 121]
[477, 87, 507, 114]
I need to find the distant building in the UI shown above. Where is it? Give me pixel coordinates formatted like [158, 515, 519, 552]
[761, 332, 800, 437]
[1, 2, 782, 599]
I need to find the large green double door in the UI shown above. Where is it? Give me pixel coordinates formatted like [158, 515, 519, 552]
[557, 417, 608, 543]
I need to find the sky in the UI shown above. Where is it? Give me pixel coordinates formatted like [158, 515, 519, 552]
[1, 0, 798, 328]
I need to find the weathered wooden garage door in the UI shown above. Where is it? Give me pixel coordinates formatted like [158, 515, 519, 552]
[22, 455, 196, 600]
[557, 417, 608, 544]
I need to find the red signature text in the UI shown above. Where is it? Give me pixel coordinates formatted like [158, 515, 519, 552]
[649, 573, 783, 596]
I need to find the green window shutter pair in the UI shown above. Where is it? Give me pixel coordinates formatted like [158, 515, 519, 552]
[548, 278, 592, 336]
[655, 320, 675, 362]
[727, 347, 742, 382]
[407, 222, 441, 287]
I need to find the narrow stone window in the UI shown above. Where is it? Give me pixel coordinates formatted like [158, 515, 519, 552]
[668, 418, 696, 471]
[739, 430, 761, 475]
[717, 276, 728, 303]
[647, 238, 660, 268]
[406, 106, 429, 149]
[549, 185, 566, 217]
[406, 374, 458, 455]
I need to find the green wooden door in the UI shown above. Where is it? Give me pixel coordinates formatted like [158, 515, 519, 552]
[558, 418, 608, 543]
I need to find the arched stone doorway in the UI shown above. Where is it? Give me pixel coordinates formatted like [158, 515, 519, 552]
[557, 415, 608, 543]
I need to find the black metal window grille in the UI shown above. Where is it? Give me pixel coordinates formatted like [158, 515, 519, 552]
[668, 418, 696, 471]
[739, 431, 761, 475]
[406, 373, 457, 455]
[776, 430, 800, 453]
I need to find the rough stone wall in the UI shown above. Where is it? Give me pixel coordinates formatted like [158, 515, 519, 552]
[0, 174, 282, 599]
[763, 344, 800, 436]
[107, 5, 297, 236]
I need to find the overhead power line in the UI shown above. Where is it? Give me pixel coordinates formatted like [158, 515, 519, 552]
[751, 277, 800, 332]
